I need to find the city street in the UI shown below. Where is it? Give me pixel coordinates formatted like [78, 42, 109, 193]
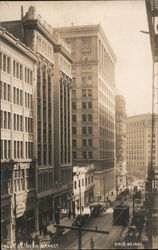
[59, 208, 123, 249]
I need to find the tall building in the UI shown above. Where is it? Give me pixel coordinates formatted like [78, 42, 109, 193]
[0, 26, 37, 244]
[1, 5, 73, 243]
[126, 114, 158, 180]
[55, 24, 117, 201]
[115, 95, 127, 194]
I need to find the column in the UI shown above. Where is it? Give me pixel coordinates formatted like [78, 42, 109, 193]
[62, 77, 65, 164]
[40, 62, 43, 165]
[66, 79, 69, 164]
[46, 65, 49, 165]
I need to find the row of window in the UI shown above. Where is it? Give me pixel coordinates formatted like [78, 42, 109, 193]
[13, 87, 23, 105]
[0, 82, 11, 101]
[1, 140, 33, 159]
[0, 52, 33, 84]
[72, 126, 93, 135]
[72, 151, 93, 159]
[72, 114, 93, 123]
[72, 101, 93, 110]
[1, 111, 11, 129]
[74, 175, 93, 189]
[72, 139, 93, 147]
[72, 76, 92, 86]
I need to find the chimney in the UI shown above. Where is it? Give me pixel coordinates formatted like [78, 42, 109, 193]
[21, 6, 24, 19]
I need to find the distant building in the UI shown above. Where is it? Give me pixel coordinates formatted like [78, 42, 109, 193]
[73, 165, 95, 214]
[55, 24, 117, 202]
[126, 113, 158, 180]
[1, 5, 73, 243]
[115, 95, 127, 194]
[0, 26, 37, 244]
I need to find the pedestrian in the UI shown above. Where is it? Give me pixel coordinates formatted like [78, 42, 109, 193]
[90, 238, 94, 250]
[68, 209, 71, 218]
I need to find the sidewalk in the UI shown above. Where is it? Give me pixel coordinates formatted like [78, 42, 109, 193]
[33, 216, 74, 244]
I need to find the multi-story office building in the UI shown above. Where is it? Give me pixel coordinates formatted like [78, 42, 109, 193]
[115, 95, 127, 194]
[126, 113, 158, 180]
[55, 24, 117, 201]
[0, 26, 37, 244]
[1, 5, 73, 242]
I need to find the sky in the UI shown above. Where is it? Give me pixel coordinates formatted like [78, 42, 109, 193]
[0, 0, 153, 116]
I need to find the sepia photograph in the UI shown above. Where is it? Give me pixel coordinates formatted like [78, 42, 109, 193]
[0, 0, 158, 249]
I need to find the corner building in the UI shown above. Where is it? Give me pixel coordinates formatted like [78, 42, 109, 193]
[0, 26, 37, 244]
[55, 24, 117, 201]
[1, 5, 73, 239]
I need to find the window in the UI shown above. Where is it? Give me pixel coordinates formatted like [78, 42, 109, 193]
[14, 114, 16, 130]
[85, 177, 87, 185]
[88, 151, 93, 159]
[82, 152, 87, 159]
[88, 102, 92, 109]
[82, 77, 86, 84]
[72, 102, 76, 110]
[4, 140, 7, 159]
[3, 54, 6, 72]
[17, 89, 19, 105]
[8, 85, 11, 101]
[82, 114, 86, 122]
[82, 179, 84, 186]
[74, 181, 77, 189]
[20, 90, 23, 106]
[88, 89, 92, 97]
[4, 111, 7, 129]
[72, 114, 76, 122]
[13, 87, 16, 103]
[72, 139, 77, 147]
[4, 83, 7, 100]
[88, 127, 92, 134]
[91, 176, 93, 183]
[88, 114, 92, 122]
[82, 139, 87, 146]
[82, 89, 86, 97]
[82, 102, 86, 109]
[8, 112, 11, 129]
[88, 139, 93, 146]
[8, 140, 11, 159]
[14, 141, 16, 158]
[82, 127, 86, 135]
[72, 127, 76, 135]
[72, 151, 77, 159]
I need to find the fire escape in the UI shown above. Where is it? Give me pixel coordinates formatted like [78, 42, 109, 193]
[145, 0, 158, 248]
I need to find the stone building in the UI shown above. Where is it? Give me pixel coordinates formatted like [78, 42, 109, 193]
[115, 95, 127, 194]
[55, 24, 117, 202]
[126, 113, 158, 180]
[0, 26, 37, 244]
[1, 5, 73, 243]
[73, 165, 95, 214]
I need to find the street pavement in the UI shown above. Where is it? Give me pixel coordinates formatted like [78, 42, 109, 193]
[59, 207, 123, 249]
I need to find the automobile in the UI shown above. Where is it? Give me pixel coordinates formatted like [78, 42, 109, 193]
[90, 203, 104, 217]
[72, 214, 90, 226]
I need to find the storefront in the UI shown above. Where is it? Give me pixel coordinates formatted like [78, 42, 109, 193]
[39, 196, 53, 226]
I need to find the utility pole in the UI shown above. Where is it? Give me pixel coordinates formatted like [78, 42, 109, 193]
[54, 224, 109, 250]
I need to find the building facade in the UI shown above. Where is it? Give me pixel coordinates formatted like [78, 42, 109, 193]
[55, 24, 117, 202]
[115, 95, 127, 194]
[73, 165, 95, 214]
[0, 26, 37, 244]
[126, 113, 158, 180]
[1, 5, 73, 243]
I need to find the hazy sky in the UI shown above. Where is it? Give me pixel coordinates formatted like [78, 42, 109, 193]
[0, 1, 152, 116]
